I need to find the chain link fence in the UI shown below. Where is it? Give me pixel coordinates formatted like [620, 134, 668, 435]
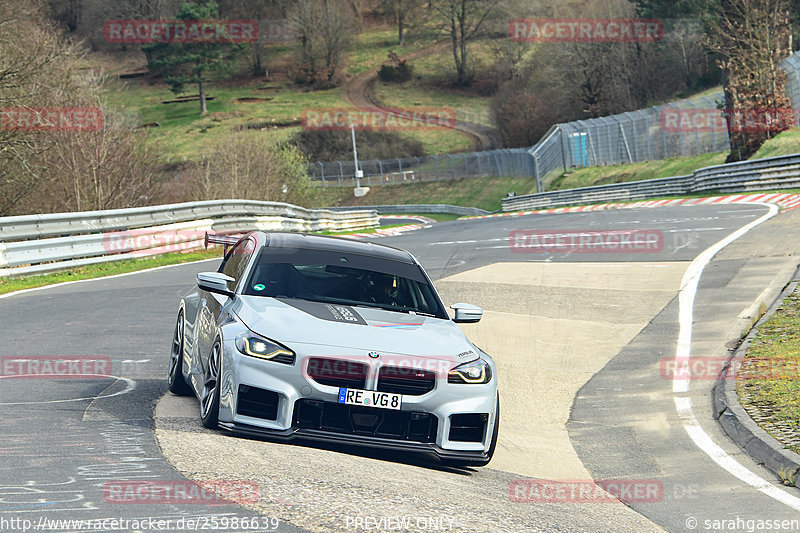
[311, 54, 800, 189]
[309, 148, 535, 187]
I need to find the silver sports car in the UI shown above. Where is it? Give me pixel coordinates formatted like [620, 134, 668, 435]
[168, 231, 499, 466]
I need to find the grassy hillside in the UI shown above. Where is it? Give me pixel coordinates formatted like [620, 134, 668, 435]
[103, 27, 482, 162]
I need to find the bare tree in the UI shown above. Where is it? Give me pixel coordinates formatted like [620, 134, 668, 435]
[218, 0, 294, 76]
[706, 0, 793, 161]
[289, 0, 354, 83]
[379, 0, 423, 45]
[187, 131, 319, 207]
[41, 105, 163, 212]
[0, 1, 84, 215]
[429, 0, 498, 85]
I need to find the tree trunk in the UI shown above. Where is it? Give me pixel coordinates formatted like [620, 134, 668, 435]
[199, 79, 207, 115]
[398, 11, 404, 45]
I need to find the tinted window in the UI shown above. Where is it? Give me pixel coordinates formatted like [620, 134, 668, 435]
[242, 248, 447, 319]
[219, 238, 255, 291]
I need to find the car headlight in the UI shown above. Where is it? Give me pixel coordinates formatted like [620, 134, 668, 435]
[235, 332, 295, 364]
[448, 359, 491, 384]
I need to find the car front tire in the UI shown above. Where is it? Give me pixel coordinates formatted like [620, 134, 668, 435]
[168, 312, 193, 396]
[200, 339, 222, 429]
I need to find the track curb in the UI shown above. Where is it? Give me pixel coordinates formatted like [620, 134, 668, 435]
[712, 274, 800, 485]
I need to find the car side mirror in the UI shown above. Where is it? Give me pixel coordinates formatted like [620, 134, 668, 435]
[197, 272, 235, 298]
[451, 303, 483, 323]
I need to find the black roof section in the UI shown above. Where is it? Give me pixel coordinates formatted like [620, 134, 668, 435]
[260, 232, 415, 263]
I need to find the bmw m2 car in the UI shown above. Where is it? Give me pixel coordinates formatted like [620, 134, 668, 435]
[168, 231, 499, 466]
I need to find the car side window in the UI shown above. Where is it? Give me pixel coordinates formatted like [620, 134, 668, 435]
[219, 239, 255, 292]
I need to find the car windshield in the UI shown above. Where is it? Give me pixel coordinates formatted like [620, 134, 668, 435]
[242, 247, 448, 319]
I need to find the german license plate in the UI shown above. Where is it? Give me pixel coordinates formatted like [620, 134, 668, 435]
[338, 387, 402, 410]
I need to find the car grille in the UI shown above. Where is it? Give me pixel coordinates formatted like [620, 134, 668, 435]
[377, 366, 436, 396]
[306, 358, 368, 389]
[293, 399, 438, 443]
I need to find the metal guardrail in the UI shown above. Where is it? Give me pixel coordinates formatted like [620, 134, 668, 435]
[501, 153, 800, 211]
[324, 204, 489, 216]
[0, 200, 378, 277]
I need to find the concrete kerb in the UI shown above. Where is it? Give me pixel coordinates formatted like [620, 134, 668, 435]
[712, 275, 800, 485]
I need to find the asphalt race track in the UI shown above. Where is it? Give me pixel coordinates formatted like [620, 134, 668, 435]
[2, 202, 800, 532]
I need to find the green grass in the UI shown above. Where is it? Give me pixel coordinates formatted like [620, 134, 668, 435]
[373, 38, 494, 128]
[737, 284, 800, 454]
[0, 248, 222, 295]
[102, 26, 474, 162]
[109, 80, 350, 161]
[345, 29, 437, 76]
[320, 176, 539, 212]
[549, 152, 729, 190]
[751, 128, 800, 159]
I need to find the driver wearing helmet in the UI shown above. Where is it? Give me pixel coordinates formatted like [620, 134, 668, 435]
[366, 272, 398, 306]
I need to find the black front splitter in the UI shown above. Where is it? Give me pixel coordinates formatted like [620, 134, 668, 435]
[217, 421, 489, 465]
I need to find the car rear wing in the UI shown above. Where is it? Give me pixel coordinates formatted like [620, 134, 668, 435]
[204, 232, 240, 255]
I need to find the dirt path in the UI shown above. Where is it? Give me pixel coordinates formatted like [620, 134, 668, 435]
[341, 41, 502, 151]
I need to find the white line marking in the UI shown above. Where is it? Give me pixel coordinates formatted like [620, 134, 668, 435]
[0, 376, 136, 405]
[675, 397, 800, 511]
[671, 202, 800, 510]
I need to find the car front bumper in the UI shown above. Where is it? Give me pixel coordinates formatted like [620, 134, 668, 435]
[218, 340, 498, 459]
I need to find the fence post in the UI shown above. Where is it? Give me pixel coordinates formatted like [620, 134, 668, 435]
[642, 110, 653, 161]
[559, 126, 568, 171]
[434, 155, 439, 180]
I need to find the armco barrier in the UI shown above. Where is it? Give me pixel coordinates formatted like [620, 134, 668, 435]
[502, 153, 800, 211]
[0, 200, 378, 277]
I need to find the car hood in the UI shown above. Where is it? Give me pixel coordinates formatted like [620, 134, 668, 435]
[232, 296, 479, 359]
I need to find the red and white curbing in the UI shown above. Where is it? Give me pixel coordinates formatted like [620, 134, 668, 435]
[341, 224, 425, 239]
[379, 215, 438, 224]
[466, 193, 800, 219]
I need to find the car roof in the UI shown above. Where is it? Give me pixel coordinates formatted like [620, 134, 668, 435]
[257, 232, 416, 264]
